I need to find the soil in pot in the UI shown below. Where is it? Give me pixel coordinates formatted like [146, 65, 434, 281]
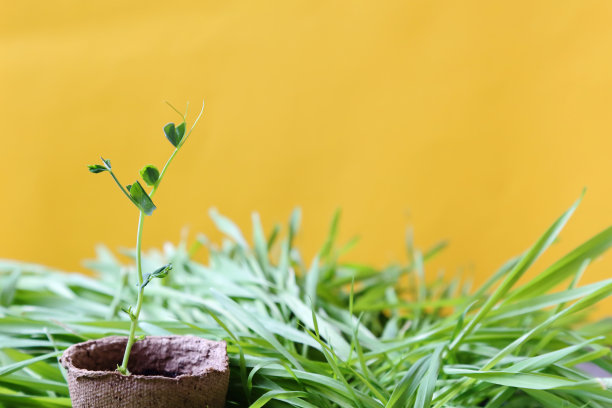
[61, 335, 229, 408]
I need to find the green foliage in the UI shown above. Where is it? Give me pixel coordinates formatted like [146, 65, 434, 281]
[139, 165, 160, 186]
[1, 199, 612, 407]
[128, 181, 156, 216]
[141, 264, 172, 290]
[87, 164, 107, 173]
[163, 122, 186, 147]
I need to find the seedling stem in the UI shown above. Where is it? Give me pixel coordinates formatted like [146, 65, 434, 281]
[89, 101, 205, 375]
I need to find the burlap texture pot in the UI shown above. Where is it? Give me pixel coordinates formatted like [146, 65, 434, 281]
[60, 335, 229, 408]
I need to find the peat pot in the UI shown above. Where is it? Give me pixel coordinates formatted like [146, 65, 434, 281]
[60, 335, 229, 408]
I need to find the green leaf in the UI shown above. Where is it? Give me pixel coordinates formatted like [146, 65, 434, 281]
[0, 351, 62, 376]
[508, 338, 601, 373]
[211, 290, 303, 370]
[386, 356, 430, 407]
[267, 223, 280, 250]
[249, 391, 310, 408]
[0, 374, 68, 394]
[252, 213, 269, 272]
[87, 164, 107, 173]
[101, 157, 111, 169]
[449, 195, 581, 351]
[1, 269, 21, 306]
[288, 207, 302, 249]
[139, 164, 160, 186]
[176, 122, 186, 140]
[320, 209, 341, 259]
[414, 346, 443, 408]
[209, 208, 248, 248]
[507, 225, 612, 302]
[523, 389, 582, 408]
[121, 305, 135, 320]
[164, 122, 183, 147]
[0, 395, 71, 407]
[444, 368, 612, 390]
[129, 181, 156, 215]
[141, 264, 172, 290]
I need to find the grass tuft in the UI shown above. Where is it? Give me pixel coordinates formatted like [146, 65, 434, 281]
[1, 199, 612, 407]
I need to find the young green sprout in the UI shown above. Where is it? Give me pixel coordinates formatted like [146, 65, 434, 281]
[88, 101, 205, 375]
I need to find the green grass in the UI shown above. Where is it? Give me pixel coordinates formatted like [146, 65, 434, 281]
[1, 200, 612, 407]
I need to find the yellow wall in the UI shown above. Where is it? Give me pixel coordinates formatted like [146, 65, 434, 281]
[1, 2, 612, 315]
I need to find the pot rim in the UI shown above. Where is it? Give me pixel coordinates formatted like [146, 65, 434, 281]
[61, 335, 228, 381]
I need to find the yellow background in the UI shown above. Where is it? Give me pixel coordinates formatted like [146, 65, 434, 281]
[1, 2, 611, 315]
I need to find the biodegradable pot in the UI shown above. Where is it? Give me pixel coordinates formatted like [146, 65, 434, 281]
[60, 335, 229, 408]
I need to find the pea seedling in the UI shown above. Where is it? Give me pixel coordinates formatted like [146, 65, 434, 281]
[88, 102, 204, 375]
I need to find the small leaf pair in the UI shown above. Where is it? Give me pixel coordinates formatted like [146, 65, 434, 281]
[87, 164, 107, 173]
[164, 122, 186, 147]
[121, 305, 136, 321]
[141, 264, 172, 289]
[88, 157, 112, 173]
[128, 182, 156, 216]
[140, 165, 160, 186]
